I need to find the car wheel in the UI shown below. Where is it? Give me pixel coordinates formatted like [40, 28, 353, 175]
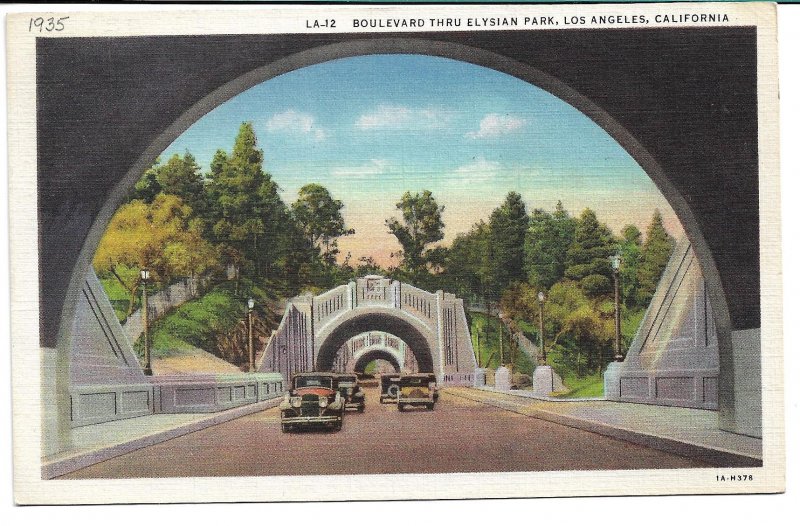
[281, 423, 290, 433]
[398, 404, 404, 412]
[357, 405, 365, 413]
[427, 403, 435, 410]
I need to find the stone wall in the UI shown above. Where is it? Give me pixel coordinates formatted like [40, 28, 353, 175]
[122, 276, 208, 344]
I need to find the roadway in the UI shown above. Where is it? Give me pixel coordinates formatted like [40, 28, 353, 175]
[60, 387, 707, 478]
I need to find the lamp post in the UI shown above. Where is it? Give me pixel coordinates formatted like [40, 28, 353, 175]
[610, 253, 623, 362]
[247, 298, 255, 372]
[140, 268, 152, 376]
[537, 291, 546, 365]
[498, 311, 504, 367]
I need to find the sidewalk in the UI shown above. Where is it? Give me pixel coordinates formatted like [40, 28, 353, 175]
[42, 397, 282, 479]
[446, 387, 762, 467]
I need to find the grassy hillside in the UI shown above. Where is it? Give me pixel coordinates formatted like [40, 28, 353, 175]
[133, 278, 277, 366]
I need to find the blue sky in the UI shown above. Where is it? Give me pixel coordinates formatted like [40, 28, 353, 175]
[162, 54, 682, 265]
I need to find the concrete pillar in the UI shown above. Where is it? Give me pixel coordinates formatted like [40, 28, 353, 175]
[41, 346, 73, 456]
[347, 281, 355, 310]
[435, 290, 446, 381]
[473, 368, 487, 387]
[718, 328, 762, 437]
[495, 366, 511, 391]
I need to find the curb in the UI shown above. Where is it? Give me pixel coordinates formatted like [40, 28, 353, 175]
[43, 397, 282, 479]
[445, 389, 762, 468]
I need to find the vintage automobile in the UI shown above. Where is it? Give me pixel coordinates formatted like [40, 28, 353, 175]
[279, 372, 345, 432]
[379, 372, 402, 404]
[336, 373, 366, 412]
[397, 373, 437, 411]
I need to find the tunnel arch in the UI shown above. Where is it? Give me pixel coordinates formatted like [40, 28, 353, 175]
[60, 37, 732, 365]
[352, 350, 401, 374]
[315, 310, 436, 373]
[42, 31, 760, 445]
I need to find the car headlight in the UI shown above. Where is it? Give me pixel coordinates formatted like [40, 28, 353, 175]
[347, 388, 353, 396]
[319, 397, 329, 408]
[290, 396, 302, 408]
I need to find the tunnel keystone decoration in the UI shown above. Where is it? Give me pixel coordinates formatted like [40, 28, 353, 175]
[257, 276, 477, 385]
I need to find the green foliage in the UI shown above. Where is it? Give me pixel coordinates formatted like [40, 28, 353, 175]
[205, 122, 292, 280]
[137, 279, 273, 363]
[487, 192, 529, 294]
[564, 208, 616, 298]
[99, 274, 139, 321]
[524, 201, 576, 290]
[386, 190, 445, 274]
[157, 152, 205, 213]
[291, 183, 354, 264]
[636, 210, 675, 306]
[469, 312, 534, 376]
[618, 224, 643, 308]
[129, 159, 162, 203]
[442, 221, 491, 304]
[552, 372, 604, 399]
[93, 193, 219, 316]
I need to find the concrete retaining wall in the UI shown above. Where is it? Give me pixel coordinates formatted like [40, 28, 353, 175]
[152, 373, 284, 413]
[605, 237, 720, 410]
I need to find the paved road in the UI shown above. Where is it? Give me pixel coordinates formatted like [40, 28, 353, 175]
[61, 387, 707, 478]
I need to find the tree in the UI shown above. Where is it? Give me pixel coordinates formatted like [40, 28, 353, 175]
[636, 210, 675, 307]
[93, 194, 217, 316]
[564, 208, 616, 297]
[205, 122, 289, 281]
[541, 281, 613, 377]
[385, 190, 445, 274]
[129, 159, 162, 204]
[488, 192, 529, 294]
[291, 183, 354, 264]
[157, 152, 204, 209]
[524, 201, 576, 290]
[443, 221, 491, 304]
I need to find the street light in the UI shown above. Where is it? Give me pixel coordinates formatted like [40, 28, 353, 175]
[498, 311, 504, 367]
[610, 253, 623, 362]
[140, 268, 152, 376]
[537, 291, 546, 365]
[247, 298, 255, 372]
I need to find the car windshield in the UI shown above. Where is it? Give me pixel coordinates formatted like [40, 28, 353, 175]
[339, 376, 357, 383]
[294, 376, 333, 389]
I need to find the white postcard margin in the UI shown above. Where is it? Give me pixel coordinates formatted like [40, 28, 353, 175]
[7, 2, 784, 504]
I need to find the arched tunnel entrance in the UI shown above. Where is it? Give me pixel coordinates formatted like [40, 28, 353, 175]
[36, 27, 767, 457]
[353, 350, 400, 374]
[315, 312, 435, 373]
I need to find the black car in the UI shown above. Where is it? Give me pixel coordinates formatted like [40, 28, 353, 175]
[379, 373, 402, 403]
[336, 373, 366, 412]
[279, 372, 345, 432]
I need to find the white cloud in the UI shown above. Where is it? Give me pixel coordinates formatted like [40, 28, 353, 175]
[355, 105, 452, 130]
[330, 159, 391, 178]
[454, 157, 502, 177]
[266, 110, 327, 141]
[465, 113, 526, 139]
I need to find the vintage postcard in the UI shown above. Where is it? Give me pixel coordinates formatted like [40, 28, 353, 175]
[8, 2, 783, 504]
